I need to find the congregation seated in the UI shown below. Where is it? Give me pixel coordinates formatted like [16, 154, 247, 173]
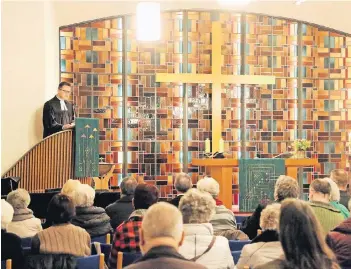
[256, 199, 340, 269]
[242, 175, 299, 239]
[169, 173, 193, 207]
[331, 169, 351, 209]
[326, 199, 351, 268]
[308, 178, 344, 234]
[124, 202, 206, 269]
[236, 203, 283, 269]
[178, 188, 234, 269]
[324, 177, 350, 219]
[197, 177, 247, 240]
[106, 176, 137, 230]
[71, 184, 112, 237]
[31, 194, 91, 256]
[108, 183, 159, 269]
[6, 188, 42, 238]
[1, 200, 25, 269]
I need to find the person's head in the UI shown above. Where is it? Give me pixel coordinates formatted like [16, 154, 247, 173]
[57, 81, 72, 100]
[174, 173, 193, 194]
[330, 169, 349, 191]
[279, 199, 338, 269]
[196, 177, 219, 199]
[47, 194, 75, 225]
[61, 179, 81, 199]
[179, 188, 215, 224]
[1, 200, 14, 230]
[140, 202, 184, 254]
[6, 188, 31, 210]
[309, 178, 331, 204]
[133, 184, 159, 210]
[323, 178, 340, 202]
[73, 184, 95, 207]
[120, 177, 138, 196]
[260, 203, 281, 231]
[274, 175, 299, 202]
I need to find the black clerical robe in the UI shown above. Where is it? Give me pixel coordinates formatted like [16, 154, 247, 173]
[42, 96, 75, 138]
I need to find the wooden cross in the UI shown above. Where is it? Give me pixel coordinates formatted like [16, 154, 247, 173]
[156, 21, 275, 152]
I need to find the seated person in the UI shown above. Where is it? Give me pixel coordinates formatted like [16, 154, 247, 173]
[326, 199, 351, 268]
[169, 173, 193, 207]
[256, 199, 339, 269]
[242, 175, 299, 239]
[124, 202, 206, 269]
[308, 178, 344, 234]
[71, 184, 112, 237]
[108, 183, 159, 269]
[197, 177, 247, 240]
[324, 177, 350, 219]
[1, 200, 25, 269]
[236, 203, 283, 269]
[106, 177, 138, 230]
[178, 189, 234, 269]
[330, 169, 350, 208]
[31, 194, 91, 256]
[6, 188, 42, 238]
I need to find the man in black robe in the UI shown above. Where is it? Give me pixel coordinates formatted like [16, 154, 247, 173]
[42, 82, 75, 138]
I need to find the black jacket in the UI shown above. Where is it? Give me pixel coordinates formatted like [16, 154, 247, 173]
[169, 195, 184, 208]
[1, 230, 24, 269]
[71, 206, 112, 237]
[125, 246, 206, 269]
[242, 203, 266, 240]
[105, 195, 134, 230]
[251, 230, 279, 244]
[25, 254, 77, 269]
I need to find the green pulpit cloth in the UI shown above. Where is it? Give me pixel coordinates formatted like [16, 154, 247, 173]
[239, 159, 285, 212]
[74, 118, 99, 178]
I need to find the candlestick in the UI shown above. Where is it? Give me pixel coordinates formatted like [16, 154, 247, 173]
[205, 138, 211, 153]
[219, 137, 224, 153]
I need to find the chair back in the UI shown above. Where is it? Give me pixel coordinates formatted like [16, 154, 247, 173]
[1, 259, 12, 269]
[91, 234, 111, 244]
[231, 251, 241, 264]
[21, 237, 32, 248]
[91, 243, 112, 264]
[76, 254, 104, 269]
[116, 252, 142, 269]
[228, 240, 251, 251]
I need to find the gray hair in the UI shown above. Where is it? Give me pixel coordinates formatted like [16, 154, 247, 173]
[323, 177, 340, 202]
[6, 188, 30, 210]
[197, 177, 219, 198]
[120, 177, 138, 196]
[174, 173, 193, 193]
[142, 202, 183, 241]
[260, 203, 281, 231]
[72, 184, 95, 207]
[274, 175, 299, 201]
[1, 200, 14, 229]
[179, 188, 216, 224]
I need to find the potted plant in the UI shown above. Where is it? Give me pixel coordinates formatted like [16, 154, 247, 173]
[292, 139, 311, 159]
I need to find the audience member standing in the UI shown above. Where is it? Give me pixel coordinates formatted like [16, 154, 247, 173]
[324, 177, 350, 219]
[331, 169, 351, 208]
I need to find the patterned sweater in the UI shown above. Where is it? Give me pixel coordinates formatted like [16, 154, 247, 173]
[31, 223, 91, 257]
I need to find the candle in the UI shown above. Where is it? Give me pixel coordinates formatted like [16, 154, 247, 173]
[205, 138, 211, 153]
[349, 132, 351, 142]
[219, 137, 224, 153]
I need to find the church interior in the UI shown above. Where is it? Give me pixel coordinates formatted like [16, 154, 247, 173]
[1, 1, 351, 269]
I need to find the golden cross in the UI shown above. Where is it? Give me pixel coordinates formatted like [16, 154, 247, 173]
[156, 21, 275, 152]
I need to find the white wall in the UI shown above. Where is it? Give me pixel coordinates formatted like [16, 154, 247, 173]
[2, 0, 351, 173]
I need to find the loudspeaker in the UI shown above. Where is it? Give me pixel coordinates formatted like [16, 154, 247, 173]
[1, 177, 20, 195]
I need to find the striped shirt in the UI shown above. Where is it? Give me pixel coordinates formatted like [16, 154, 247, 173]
[210, 205, 237, 232]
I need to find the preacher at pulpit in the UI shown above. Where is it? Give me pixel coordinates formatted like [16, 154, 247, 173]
[43, 82, 75, 138]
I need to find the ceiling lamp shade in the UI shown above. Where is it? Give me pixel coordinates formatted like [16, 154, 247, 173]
[136, 2, 161, 41]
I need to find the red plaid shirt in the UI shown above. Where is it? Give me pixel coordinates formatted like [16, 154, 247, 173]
[108, 210, 145, 269]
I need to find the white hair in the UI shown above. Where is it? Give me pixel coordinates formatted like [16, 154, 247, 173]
[6, 188, 30, 210]
[323, 177, 340, 202]
[260, 203, 281, 231]
[197, 177, 220, 198]
[1, 200, 14, 230]
[61, 179, 81, 199]
[72, 184, 95, 207]
[179, 188, 216, 224]
[142, 202, 183, 242]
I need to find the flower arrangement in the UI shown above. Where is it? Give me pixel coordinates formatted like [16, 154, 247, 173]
[292, 139, 311, 152]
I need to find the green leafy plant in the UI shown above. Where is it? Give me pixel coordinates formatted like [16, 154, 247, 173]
[292, 139, 311, 151]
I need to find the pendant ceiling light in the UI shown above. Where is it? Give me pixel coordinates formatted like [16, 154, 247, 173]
[136, 2, 161, 41]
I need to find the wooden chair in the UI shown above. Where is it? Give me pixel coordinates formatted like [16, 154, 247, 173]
[1, 259, 12, 269]
[257, 229, 262, 235]
[76, 254, 104, 269]
[91, 233, 112, 244]
[117, 252, 142, 269]
[228, 240, 251, 251]
[91, 243, 112, 263]
[231, 250, 241, 264]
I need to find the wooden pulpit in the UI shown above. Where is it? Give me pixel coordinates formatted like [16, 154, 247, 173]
[192, 158, 318, 210]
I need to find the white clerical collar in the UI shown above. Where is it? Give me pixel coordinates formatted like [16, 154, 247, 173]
[56, 95, 68, 111]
